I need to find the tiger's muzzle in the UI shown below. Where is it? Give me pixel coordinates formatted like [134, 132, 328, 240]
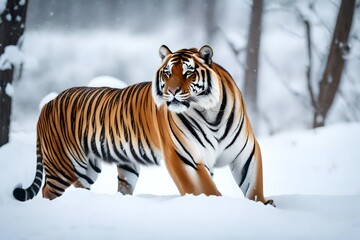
[163, 88, 191, 113]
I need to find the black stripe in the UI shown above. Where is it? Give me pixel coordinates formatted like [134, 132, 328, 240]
[195, 81, 227, 127]
[201, 164, 213, 176]
[187, 116, 214, 149]
[49, 189, 62, 197]
[70, 165, 94, 185]
[177, 114, 205, 148]
[120, 142, 128, 157]
[100, 127, 108, 159]
[114, 143, 130, 163]
[197, 69, 210, 95]
[35, 171, 43, 180]
[90, 134, 102, 158]
[176, 151, 197, 170]
[192, 83, 204, 90]
[70, 97, 78, 134]
[34, 173, 42, 184]
[117, 164, 139, 177]
[201, 69, 206, 85]
[83, 130, 89, 156]
[123, 124, 129, 142]
[89, 159, 101, 173]
[47, 181, 66, 193]
[230, 134, 250, 166]
[32, 181, 41, 193]
[46, 135, 79, 182]
[155, 71, 163, 96]
[218, 105, 235, 142]
[225, 111, 245, 150]
[212, 81, 227, 125]
[239, 143, 255, 187]
[244, 182, 251, 195]
[124, 85, 137, 111]
[85, 90, 100, 122]
[138, 139, 154, 164]
[171, 55, 192, 62]
[103, 134, 112, 162]
[110, 132, 130, 164]
[46, 175, 71, 188]
[169, 115, 197, 166]
[129, 139, 148, 165]
[145, 137, 159, 165]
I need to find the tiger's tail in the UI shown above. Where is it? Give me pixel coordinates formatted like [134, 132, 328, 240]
[13, 138, 43, 201]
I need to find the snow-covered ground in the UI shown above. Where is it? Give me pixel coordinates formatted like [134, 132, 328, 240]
[1, 118, 359, 239]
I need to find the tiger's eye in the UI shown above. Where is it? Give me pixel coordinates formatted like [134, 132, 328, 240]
[185, 71, 193, 77]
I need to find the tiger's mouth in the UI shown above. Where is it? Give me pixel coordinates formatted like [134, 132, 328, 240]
[166, 99, 190, 113]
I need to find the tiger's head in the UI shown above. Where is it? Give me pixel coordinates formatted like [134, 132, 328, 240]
[152, 45, 221, 113]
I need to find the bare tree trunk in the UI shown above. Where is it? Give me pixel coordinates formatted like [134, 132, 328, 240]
[244, 0, 263, 125]
[310, 0, 355, 128]
[0, 0, 28, 147]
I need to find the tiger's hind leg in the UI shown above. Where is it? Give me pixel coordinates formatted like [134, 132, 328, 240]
[42, 174, 73, 200]
[39, 154, 76, 200]
[43, 156, 103, 200]
[73, 156, 102, 190]
[117, 163, 139, 195]
[230, 140, 274, 206]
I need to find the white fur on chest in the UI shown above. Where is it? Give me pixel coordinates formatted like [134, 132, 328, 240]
[173, 105, 247, 169]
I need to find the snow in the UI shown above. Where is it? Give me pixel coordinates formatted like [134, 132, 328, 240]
[36, 77, 126, 120]
[38, 92, 58, 110]
[5, 83, 14, 97]
[5, 13, 11, 21]
[261, 123, 360, 196]
[0, 45, 25, 70]
[0, 121, 359, 239]
[87, 75, 127, 89]
[1, 192, 359, 240]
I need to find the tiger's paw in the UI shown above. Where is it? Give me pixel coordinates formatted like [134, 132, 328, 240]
[118, 179, 134, 195]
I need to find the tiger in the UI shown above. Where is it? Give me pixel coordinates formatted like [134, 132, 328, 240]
[13, 45, 273, 205]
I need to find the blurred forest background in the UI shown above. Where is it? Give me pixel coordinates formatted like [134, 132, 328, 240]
[1, 0, 360, 147]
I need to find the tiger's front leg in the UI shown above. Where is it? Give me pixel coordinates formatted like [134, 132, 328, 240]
[230, 139, 274, 206]
[163, 149, 221, 196]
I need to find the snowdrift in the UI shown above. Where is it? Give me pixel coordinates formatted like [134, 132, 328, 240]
[0, 123, 359, 239]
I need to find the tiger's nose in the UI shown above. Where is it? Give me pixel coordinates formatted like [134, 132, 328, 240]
[168, 87, 180, 95]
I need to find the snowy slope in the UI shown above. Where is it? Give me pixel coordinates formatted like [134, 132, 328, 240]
[0, 122, 359, 240]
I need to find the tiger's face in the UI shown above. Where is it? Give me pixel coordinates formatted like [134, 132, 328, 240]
[152, 45, 221, 113]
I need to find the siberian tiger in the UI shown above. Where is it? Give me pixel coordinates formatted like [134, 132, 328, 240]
[13, 45, 273, 205]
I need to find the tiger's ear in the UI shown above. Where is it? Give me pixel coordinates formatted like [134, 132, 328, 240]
[199, 45, 213, 65]
[159, 45, 172, 61]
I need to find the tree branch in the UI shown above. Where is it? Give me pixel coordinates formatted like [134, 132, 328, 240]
[303, 19, 318, 112]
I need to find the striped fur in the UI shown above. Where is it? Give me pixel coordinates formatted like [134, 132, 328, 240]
[13, 45, 272, 205]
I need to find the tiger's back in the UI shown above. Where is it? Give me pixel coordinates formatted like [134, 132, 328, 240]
[39, 84, 161, 164]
